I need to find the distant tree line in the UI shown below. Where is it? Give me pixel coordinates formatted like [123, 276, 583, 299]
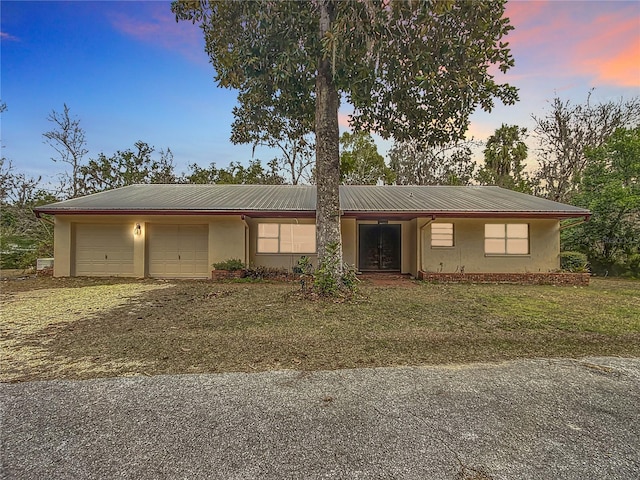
[1, 92, 639, 275]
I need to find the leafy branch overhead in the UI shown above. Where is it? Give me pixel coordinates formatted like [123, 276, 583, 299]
[173, 0, 518, 145]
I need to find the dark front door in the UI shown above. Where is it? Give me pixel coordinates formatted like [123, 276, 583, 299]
[358, 224, 401, 271]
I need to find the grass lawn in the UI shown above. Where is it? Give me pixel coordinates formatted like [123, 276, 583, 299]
[1, 276, 639, 383]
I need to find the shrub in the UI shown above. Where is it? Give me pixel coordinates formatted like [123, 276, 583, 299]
[212, 258, 245, 270]
[621, 253, 640, 278]
[243, 265, 291, 280]
[312, 242, 358, 297]
[560, 251, 589, 273]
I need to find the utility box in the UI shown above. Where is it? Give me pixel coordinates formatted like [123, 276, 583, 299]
[36, 258, 54, 271]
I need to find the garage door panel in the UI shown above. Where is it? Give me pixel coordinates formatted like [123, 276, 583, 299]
[74, 224, 134, 277]
[148, 224, 209, 278]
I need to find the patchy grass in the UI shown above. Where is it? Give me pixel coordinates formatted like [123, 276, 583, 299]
[1, 277, 638, 382]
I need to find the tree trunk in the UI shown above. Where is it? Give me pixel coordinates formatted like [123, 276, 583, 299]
[315, 0, 343, 280]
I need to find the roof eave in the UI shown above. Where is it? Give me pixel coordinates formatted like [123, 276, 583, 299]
[35, 208, 590, 220]
[342, 210, 590, 219]
[33, 208, 318, 218]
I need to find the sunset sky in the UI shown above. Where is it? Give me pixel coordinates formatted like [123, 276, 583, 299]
[2, 0, 639, 184]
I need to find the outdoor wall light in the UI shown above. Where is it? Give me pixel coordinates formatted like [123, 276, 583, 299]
[134, 223, 142, 236]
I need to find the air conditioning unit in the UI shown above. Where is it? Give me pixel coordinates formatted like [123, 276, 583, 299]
[36, 258, 54, 271]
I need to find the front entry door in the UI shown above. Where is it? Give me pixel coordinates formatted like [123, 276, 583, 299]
[358, 224, 401, 271]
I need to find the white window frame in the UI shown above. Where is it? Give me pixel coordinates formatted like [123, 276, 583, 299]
[257, 223, 316, 254]
[431, 223, 454, 248]
[484, 223, 529, 255]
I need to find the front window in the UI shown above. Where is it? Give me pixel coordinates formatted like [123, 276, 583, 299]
[485, 224, 529, 255]
[431, 223, 454, 247]
[257, 223, 316, 253]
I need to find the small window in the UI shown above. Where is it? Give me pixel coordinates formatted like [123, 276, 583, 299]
[257, 224, 280, 253]
[257, 223, 316, 253]
[431, 223, 454, 247]
[485, 224, 529, 255]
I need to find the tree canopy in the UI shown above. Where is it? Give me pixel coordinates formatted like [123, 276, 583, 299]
[79, 142, 176, 194]
[476, 123, 533, 193]
[172, 0, 518, 292]
[533, 93, 640, 202]
[563, 126, 640, 276]
[389, 139, 477, 186]
[183, 159, 285, 185]
[339, 132, 392, 185]
[173, 0, 517, 144]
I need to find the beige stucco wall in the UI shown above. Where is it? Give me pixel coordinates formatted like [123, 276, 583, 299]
[419, 218, 560, 274]
[52, 216, 73, 277]
[52, 215, 246, 277]
[52, 214, 560, 278]
[341, 218, 357, 267]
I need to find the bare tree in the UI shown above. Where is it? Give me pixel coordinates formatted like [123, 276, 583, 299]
[43, 104, 88, 199]
[533, 92, 640, 202]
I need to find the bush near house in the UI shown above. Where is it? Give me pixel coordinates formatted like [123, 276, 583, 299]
[211, 259, 245, 271]
[560, 251, 589, 273]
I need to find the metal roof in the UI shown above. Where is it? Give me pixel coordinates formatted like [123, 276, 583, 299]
[34, 184, 590, 219]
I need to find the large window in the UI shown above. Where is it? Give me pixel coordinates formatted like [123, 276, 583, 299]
[257, 223, 316, 253]
[431, 223, 454, 247]
[485, 224, 529, 255]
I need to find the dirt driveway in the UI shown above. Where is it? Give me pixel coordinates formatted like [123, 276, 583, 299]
[1, 279, 173, 381]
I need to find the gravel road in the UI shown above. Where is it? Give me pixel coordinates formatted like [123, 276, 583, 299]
[2, 357, 639, 479]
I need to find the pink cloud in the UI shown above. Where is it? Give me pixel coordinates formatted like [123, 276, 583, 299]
[585, 42, 640, 87]
[572, 15, 640, 87]
[504, 0, 550, 32]
[109, 4, 207, 65]
[501, 1, 640, 88]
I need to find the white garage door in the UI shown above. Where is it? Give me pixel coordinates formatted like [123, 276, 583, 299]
[148, 224, 209, 278]
[75, 224, 134, 276]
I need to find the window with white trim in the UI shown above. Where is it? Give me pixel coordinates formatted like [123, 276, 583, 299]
[431, 223, 454, 247]
[485, 224, 529, 255]
[257, 223, 316, 253]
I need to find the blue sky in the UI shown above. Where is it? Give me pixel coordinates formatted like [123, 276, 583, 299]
[2, 0, 639, 184]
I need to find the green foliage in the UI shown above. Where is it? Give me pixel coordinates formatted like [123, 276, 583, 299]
[389, 139, 477, 186]
[560, 251, 589, 273]
[231, 100, 315, 184]
[183, 159, 284, 185]
[0, 158, 56, 268]
[340, 132, 393, 185]
[173, 0, 517, 145]
[312, 242, 357, 296]
[212, 258, 245, 270]
[476, 124, 535, 193]
[621, 253, 640, 278]
[294, 256, 313, 275]
[0, 235, 35, 269]
[294, 256, 315, 292]
[79, 141, 176, 194]
[563, 126, 640, 276]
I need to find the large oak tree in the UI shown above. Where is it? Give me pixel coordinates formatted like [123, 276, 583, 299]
[172, 0, 518, 288]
